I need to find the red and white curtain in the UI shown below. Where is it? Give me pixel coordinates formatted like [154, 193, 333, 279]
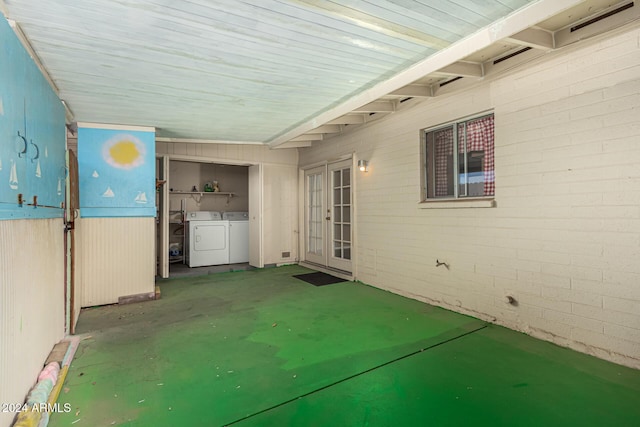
[434, 128, 453, 197]
[433, 115, 494, 197]
[462, 116, 494, 196]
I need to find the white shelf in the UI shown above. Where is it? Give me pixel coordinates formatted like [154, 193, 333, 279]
[170, 191, 235, 203]
[170, 191, 234, 196]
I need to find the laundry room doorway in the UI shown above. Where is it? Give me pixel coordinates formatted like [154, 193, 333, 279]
[303, 159, 353, 274]
[155, 156, 261, 278]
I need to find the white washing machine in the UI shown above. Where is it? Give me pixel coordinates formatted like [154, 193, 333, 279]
[222, 211, 249, 264]
[185, 211, 229, 267]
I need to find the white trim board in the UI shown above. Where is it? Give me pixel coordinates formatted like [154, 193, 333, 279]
[77, 122, 156, 132]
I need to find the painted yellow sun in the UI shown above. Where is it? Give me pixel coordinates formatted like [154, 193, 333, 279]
[110, 140, 138, 164]
[102, 134, 146, 169]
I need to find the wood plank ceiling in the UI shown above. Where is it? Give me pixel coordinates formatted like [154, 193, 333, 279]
[1, 0, 635, 147]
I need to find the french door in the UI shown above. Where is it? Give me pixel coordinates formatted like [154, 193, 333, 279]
[304, 159, 352, 273]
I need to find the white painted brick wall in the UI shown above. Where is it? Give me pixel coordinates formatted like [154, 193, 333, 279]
[300, 24, 640, 369]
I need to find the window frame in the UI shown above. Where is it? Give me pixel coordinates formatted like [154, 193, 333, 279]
[419, 111, 496, 208]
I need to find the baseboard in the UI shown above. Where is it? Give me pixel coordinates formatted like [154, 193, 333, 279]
[118, 291, 156, 305]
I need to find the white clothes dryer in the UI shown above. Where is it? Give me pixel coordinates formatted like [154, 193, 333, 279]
[185, 211, 229, 267]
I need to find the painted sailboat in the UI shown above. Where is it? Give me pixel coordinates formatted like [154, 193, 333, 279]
[44, 146, 48, 158]
[92, 170, 99, 178]
[57, 178, 62, 195]
[35, 160, 41, 178]
[9, 159, 18, 190]
[102, 186, 115, 197]
[135, 191, 147, 204]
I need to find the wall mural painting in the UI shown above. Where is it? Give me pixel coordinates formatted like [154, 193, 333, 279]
[78, 127, 155, 217]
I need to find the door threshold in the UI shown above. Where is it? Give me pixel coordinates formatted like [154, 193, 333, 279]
[299, 262, 353, 281]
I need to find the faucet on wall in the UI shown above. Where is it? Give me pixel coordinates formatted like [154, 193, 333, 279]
[436, 259, 449, 269]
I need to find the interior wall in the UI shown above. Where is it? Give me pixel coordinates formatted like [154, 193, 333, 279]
[263, 164, 298, 265]
[299, 24, 640, 369]
[74, 125, 156, 307]
[0, 219, 65, 427]
[169, 161, 249, 213]
[77, 217, 155, 307]
[157, 143, 299, 266]
[157, 142, 297, 166]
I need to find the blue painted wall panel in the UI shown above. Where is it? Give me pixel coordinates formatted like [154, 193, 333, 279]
[78, 127, 155, 217]
[0, 17, 66, 219]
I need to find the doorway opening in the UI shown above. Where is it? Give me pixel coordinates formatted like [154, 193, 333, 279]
[156, 157, 262, 278]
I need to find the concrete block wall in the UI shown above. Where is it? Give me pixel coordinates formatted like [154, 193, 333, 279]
[298, 24, 640, 368]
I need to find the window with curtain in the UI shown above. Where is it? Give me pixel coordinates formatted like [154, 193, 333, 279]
[423, 113, 494, 200]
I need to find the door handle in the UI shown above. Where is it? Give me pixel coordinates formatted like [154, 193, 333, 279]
[325, 216, 331, 220]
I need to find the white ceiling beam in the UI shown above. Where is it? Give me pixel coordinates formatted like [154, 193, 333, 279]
[269, 0, 584, 147]
[353, 101, 395, 113]
[290, 134, 324, 142]
[505, 27, 554, 50]
[327, 115, 366, 125]
[273, 140, 313, 149]
[305, 124, 342, 134]
[389, 84, 433, 97]
[290, 0, 449, 49]
[436, 62, 484, 78]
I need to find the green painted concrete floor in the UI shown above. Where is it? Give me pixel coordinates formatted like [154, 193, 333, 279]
[50, 265, 640, 426]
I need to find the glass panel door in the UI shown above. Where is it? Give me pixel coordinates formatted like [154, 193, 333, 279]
[327, 160, 352, 272]
[304, 166, 326, 266]
[303, 160, 353, 273]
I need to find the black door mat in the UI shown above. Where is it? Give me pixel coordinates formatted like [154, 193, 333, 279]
[293, 272, 348, 286]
